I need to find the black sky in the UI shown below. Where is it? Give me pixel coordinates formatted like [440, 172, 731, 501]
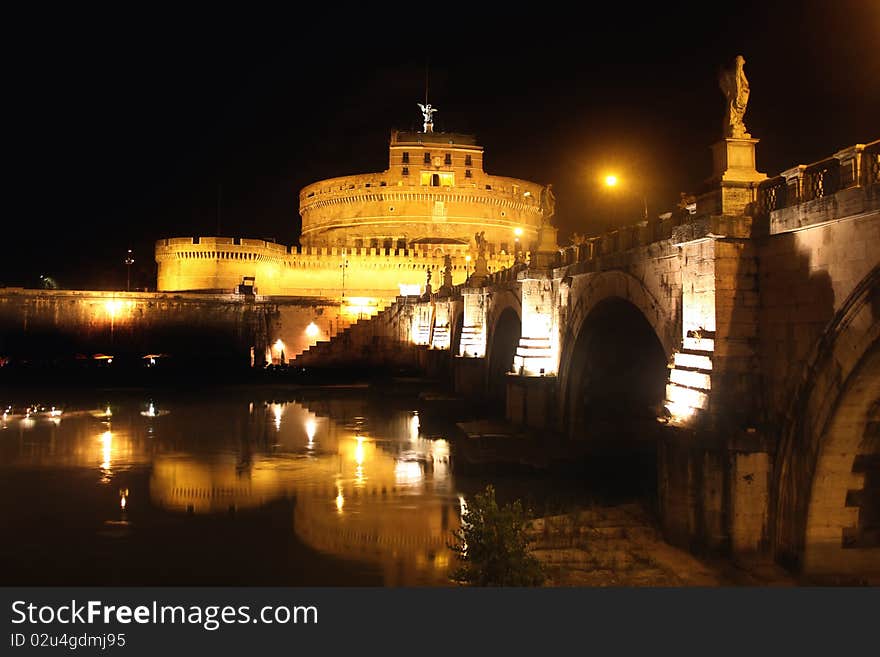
[5, 1, 879, 290]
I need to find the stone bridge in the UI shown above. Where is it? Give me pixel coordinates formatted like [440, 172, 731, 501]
[295, 136, 880, 581]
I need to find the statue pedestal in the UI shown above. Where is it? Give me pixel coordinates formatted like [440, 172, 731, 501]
[711, 137, 763, 183]
[698, 138, 767, 217]
[531, 225, 559, 270]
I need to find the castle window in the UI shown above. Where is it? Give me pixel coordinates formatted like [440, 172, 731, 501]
[396, 238, 406, 251]
[355, 238, 364, 250]
[402, 152, 409, 164]
[402, 166, 409, 176]
[444, 153, 452, 166]
[423, 152, 431, 164]
[485, 184, 492, 190]
[465, 154, 473, 166]
[370, 239, 379, 250]
[465, 169, 472, 178]
[383, 238, 392, 252]
[431, 173, 440, 187]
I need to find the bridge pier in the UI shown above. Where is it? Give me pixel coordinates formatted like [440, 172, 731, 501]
[452, 356, 486, 397]
[506, 374, 557, 430]
[658, 436, 771, 556]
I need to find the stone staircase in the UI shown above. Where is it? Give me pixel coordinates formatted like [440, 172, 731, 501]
[293, 299, 417, 369]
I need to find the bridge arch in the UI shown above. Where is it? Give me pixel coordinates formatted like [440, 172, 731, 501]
[485, 289, 522, 403]
[558, 270, 677, 442]
[773, 265, 880, 579]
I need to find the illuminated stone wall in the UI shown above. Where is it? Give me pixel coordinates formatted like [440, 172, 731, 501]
[156, 237, 518, 306]
[0, 288, 348, 367]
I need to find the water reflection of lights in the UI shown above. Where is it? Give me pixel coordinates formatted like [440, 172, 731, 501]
[144, 403, 157, 417]
[432, 439, 449, 461]
[335, 486, 344, 513]
[394, 460, 423, 485]
[410, 412, 420, 441]
[305, 417, 317, 446]
[100, 430, 113, 478]
[272, 403, 283, 431]
[119, 488, 129, 510]
[354, 435, 365, 485]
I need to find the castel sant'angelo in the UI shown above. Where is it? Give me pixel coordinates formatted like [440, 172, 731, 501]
[155, 105, 553, 312]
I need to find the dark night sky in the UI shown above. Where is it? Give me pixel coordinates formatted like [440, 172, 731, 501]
[5, 1, 878, 290]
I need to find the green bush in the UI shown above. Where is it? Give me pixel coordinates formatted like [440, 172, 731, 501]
[449, 485, 545, 586]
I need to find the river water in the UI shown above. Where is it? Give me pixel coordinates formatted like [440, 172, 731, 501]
[0, 386, 608, 586]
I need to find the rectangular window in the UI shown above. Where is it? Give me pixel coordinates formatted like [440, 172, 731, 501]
[465, 154, 473, 166]
[402, 166, 409, 176]
[402, 152, 409, 164]
[444, 153, 452, 166]
[485, 184, 492, 190]
[465, 169, 472, 178]
[424, 152, 431, 164]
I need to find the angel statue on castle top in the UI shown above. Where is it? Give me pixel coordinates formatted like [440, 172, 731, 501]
[418, 103, 437, 132]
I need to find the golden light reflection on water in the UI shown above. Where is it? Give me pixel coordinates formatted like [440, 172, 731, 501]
[3, 396, 461, 585]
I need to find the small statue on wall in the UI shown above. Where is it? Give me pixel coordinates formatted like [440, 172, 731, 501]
[719, 54, 751, 138]
[474, 231, 486, 259]
[540, 184, 556, 224]
[442, 254, 453, 288]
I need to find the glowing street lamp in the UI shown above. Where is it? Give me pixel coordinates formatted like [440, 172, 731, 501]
[602, 173, 647, 220]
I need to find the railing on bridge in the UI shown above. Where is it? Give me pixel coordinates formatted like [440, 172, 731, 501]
[756, 139, 879, 215]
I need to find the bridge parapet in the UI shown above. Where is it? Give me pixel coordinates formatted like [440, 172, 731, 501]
[756, 139, 879, 234]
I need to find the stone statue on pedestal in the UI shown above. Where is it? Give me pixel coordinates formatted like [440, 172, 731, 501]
[474, 231, 486, 259]
[442, 254, 453, 289]
[719, 55, 750, 138]
[539, 184, 556, 224]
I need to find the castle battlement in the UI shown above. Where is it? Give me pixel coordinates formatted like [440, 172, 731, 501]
[156, 236, 521, 299]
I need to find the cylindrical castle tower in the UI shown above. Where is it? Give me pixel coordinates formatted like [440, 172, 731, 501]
[299, 130, 544, 256]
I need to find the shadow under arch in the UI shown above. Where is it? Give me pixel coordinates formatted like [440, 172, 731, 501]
[486, 307, 521, 405]
[558, 270, 677, 440]
[773, 265, 880, 579]
[560, 296, 668, 442]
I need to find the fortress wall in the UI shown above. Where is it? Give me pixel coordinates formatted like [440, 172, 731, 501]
[156, 237, 519, 298]
[0, 288, 349, 368]
[0, 289, 271, 367]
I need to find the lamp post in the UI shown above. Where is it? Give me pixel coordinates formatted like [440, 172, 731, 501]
[124, 249, 135, 291]
[339, 258, 349, 299]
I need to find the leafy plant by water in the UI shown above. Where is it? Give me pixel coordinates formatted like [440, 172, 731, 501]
[449, 485, 545, 586]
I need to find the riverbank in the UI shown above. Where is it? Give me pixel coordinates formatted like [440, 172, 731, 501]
[528, 504, 797, 586]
